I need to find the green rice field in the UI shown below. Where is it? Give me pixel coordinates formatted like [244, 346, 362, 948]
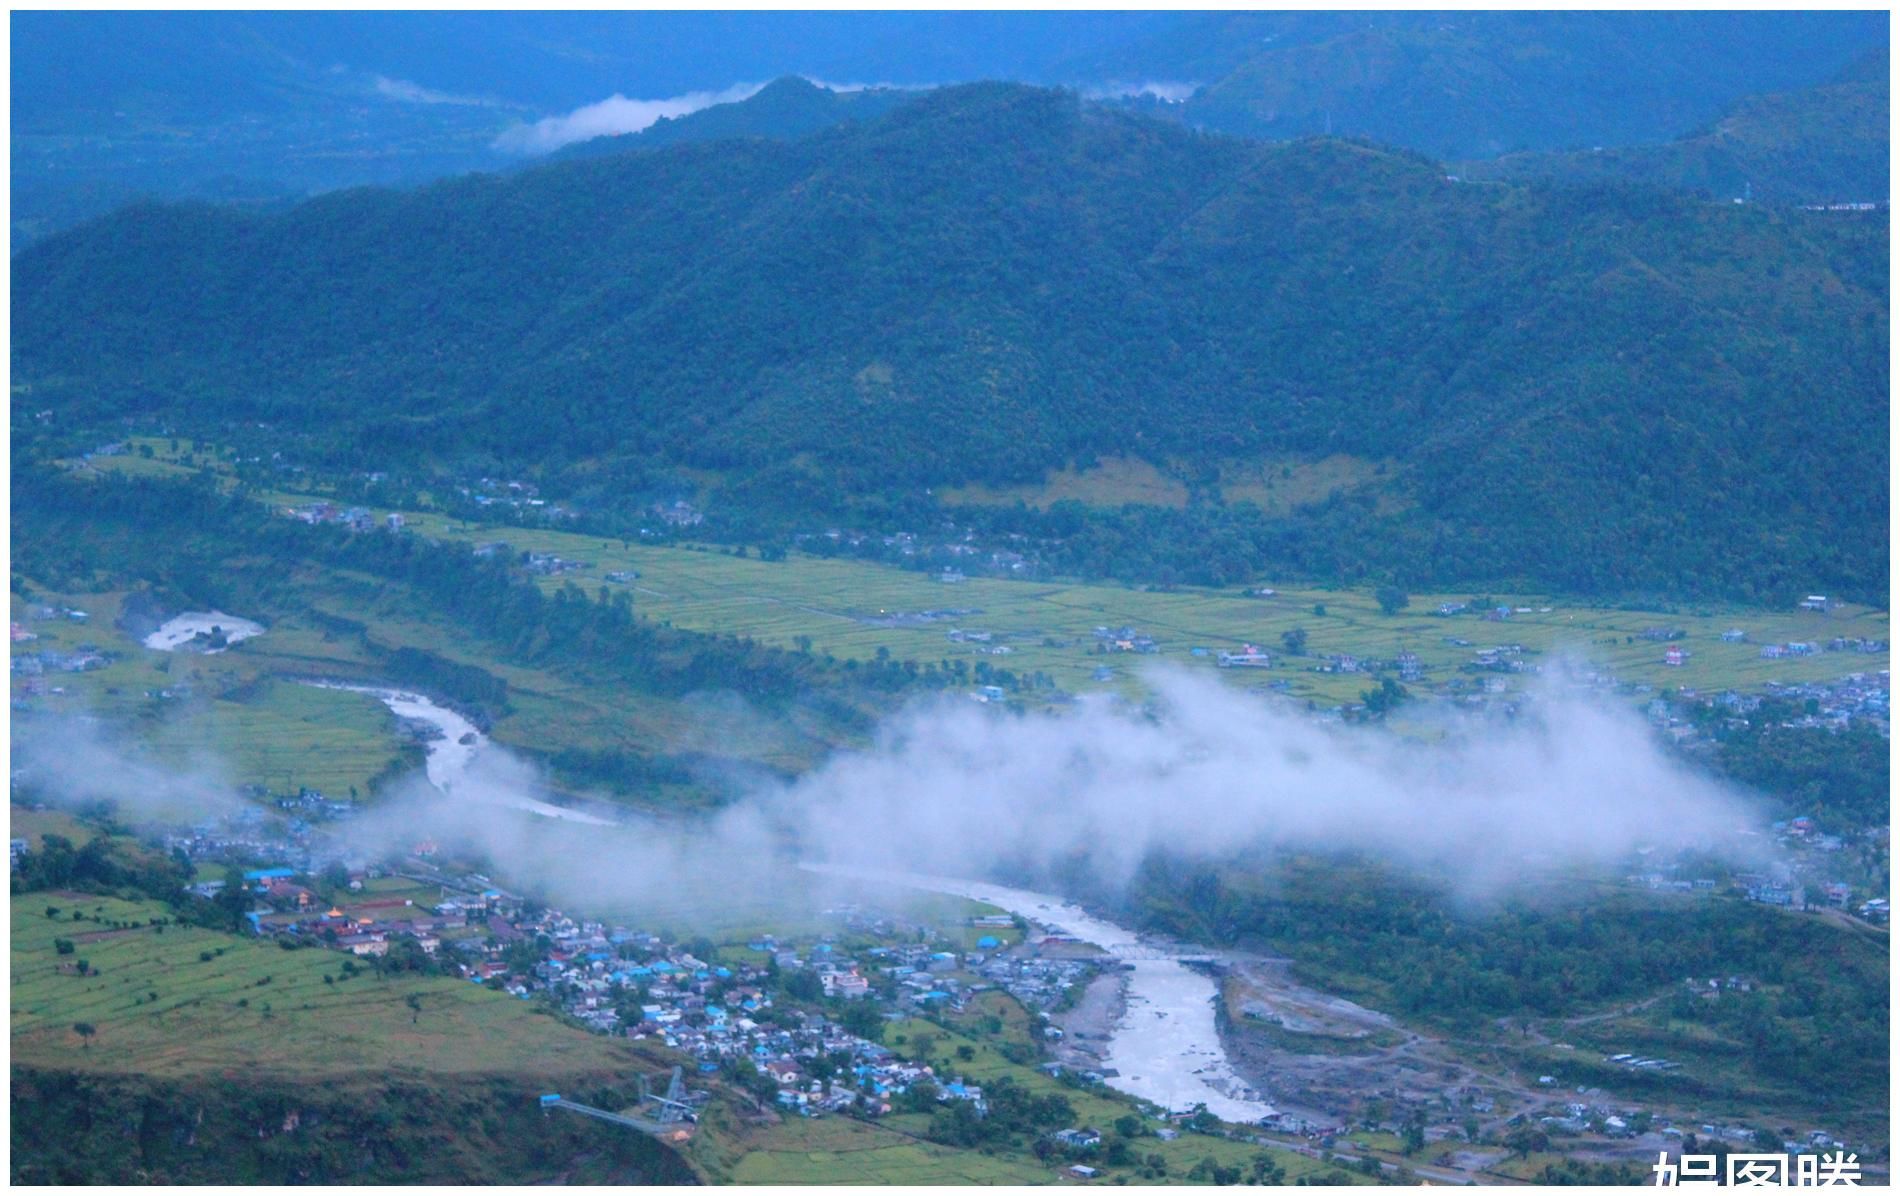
[68, 439, 1890, 714]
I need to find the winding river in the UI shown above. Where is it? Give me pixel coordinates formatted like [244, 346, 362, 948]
[302, 681, 615, 825]
[306, 681, 1270, 1122]
[802, 863, 1276, 1123]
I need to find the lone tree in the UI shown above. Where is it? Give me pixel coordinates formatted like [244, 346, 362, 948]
[1361, 677, 1411, 717]
[1375, 586, 1411, 616]
[1280, 627, 1309, 656]
[73, 1022, 96, 1048]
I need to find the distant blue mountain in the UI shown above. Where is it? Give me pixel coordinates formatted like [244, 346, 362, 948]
[10, 10, 1888, 248]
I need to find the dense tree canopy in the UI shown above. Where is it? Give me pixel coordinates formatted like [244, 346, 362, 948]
[13, 82, 1888, 600]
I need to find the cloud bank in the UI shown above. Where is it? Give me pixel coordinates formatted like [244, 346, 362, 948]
[776, 668, 1762, 892]
[492, 76, 936, 156]
[12, 715, 241, 824]
[492, 82, 768, 154]
[1082, 80, 1199, 104]
[15, 666, 1766, 920]
[372, 75, 498, 108]
[330, 666, 1765, 914]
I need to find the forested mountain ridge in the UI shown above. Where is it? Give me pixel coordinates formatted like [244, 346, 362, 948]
[1464, 50, 1890, 204]
[1080, 10, 1886, 160]
[551, 76, 920, 162]
[13, 83, 1889, 600]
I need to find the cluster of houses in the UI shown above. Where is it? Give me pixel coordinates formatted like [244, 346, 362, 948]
[524, 551, 593, 577]
[283, 500, 408, 533]
[11, 646, 110, 677]
[860, 607, 980, 629]
[445, 478, 575, 521]
[1537, 1101, 1654, 1136]
[170, 835, 1106, 1126]
[1431, 602, 1559, 621]
[1511, 1092, 1849, 1158]
[1463, 644, 1532, 676]
[1642, 673, 1890, 748]
[1215, 645, 1272, 669]
[265, 787, 358, 824]
[946, 628, 1014, 658]
[652, 501, 704, 528]
[1824, 636, 1888, 654]
[17, 605, 89, 625]
[156, 804, 312, 869]
[1761, 673, 1890, 732]
[1759, 641, 1821, 659]
[971, 953, 1095, 1010]
[1093, 626, 1159, 654]
[795, 527, 1041, 581]
[1620, 817, 1886, 922]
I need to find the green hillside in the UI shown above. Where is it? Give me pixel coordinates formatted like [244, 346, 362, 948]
[9, 893, 698, 1184]
[1467, 52, 1890, 204]
[12, 83, 1889, 602]
[1086, 11, 1886, 160]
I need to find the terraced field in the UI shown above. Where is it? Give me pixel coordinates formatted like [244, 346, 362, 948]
[9, 894, 654, 1080]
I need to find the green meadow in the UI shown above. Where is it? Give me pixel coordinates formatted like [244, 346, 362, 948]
[68, 439, 1888, 715]
[12, 585, 414, 800]
[363, 515, 1889, 710]
[9, 893, 659, 1082]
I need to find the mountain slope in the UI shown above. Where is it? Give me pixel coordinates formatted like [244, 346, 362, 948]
[1464, 51, 1890, 204]
[12, 83, 1889, 600]
[552, 77, 920, 162]
[1082, 11, 1887, 160]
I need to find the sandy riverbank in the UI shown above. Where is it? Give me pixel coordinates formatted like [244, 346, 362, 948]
[1049, 967, 1128, 1073]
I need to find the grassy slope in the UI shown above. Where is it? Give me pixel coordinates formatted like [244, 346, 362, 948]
[12, 893, 654, 1080]
[8, 890, 701, 1183]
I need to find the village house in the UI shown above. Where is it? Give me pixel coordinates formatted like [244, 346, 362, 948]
[821, 970, 872, 999]
[1217, 645, 1272, 669]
